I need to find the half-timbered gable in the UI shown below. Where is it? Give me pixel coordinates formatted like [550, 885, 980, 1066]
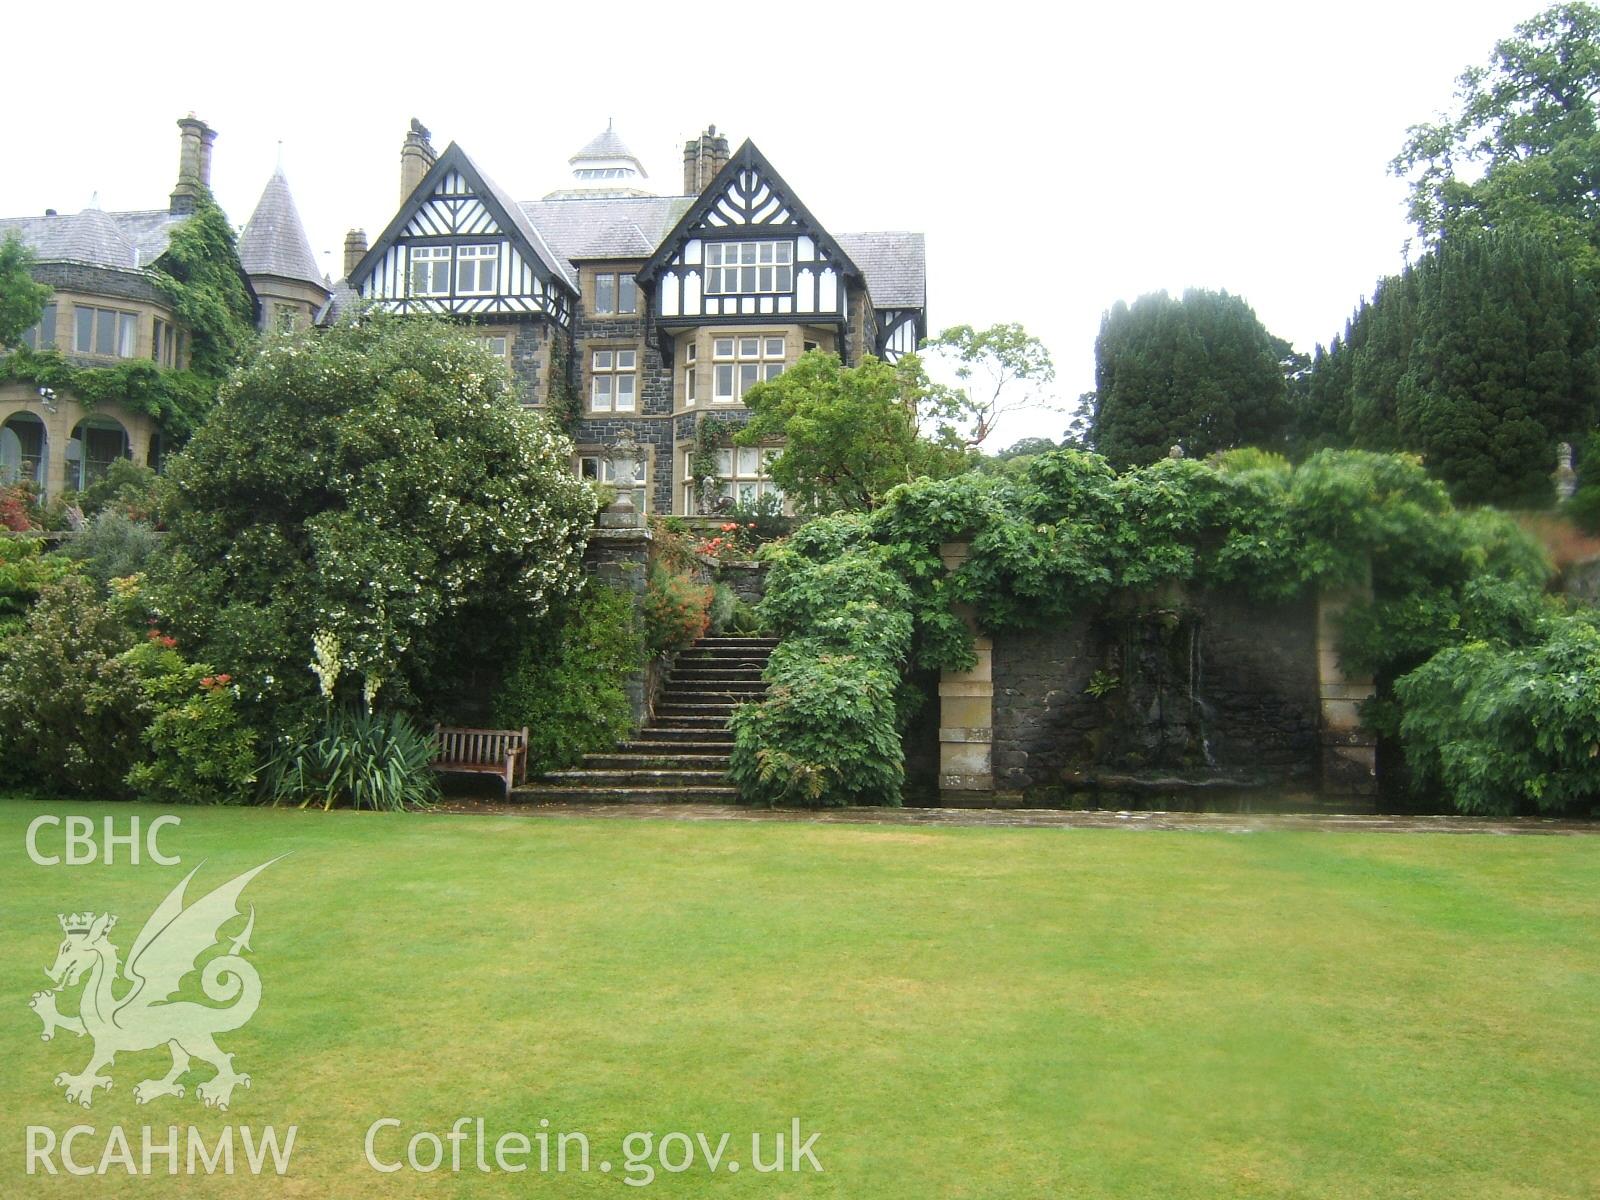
[637, 140, 864, 343]
[349, 143, 576, 327]
[343, 122, 927, 516]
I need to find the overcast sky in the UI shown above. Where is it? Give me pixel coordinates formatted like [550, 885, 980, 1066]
[2, 1, 1548, 446]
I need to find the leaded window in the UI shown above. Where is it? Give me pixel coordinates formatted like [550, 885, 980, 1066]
[704, 241, 793, 294]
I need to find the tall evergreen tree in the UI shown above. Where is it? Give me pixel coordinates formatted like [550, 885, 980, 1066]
[1298, 230, 1599, 505]
[1089, 288, 1290, 467]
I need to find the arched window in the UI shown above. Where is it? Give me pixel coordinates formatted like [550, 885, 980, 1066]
[0, 413, 48, 496]
[65, 417, 130, 492]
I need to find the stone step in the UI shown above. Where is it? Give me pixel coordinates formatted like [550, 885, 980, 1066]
[672, 659, 768, 672]
[584, 752, 731, 769]
[668, 662, 768, 681]
[631, 728, 735, 744]
[662, 679, 767, 695]
[656, 703, 741, 717]
[538, 768, 732, 788]
[617, 739, 733, 754]
[511, 785, 740, 804]
[651, 715, 734, 729]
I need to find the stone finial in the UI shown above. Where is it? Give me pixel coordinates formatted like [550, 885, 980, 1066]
[1167, 444, 1185, 459]
[1556, 441, 1578, 503]
[597, 429, 643, 528]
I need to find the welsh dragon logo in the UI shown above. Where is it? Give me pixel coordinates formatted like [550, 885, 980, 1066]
[29, 860, 279, 1111]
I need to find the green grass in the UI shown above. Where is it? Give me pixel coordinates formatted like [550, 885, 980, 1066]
[3, 798, 1599, 1198]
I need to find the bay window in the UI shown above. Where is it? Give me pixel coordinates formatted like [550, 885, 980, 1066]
[74, 306, 137, 358]
[712, 335, 786, 402]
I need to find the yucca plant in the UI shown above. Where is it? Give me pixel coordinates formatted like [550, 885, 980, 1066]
[260, 707, 440, 812]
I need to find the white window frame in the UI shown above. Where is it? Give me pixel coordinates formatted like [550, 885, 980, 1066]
[711, 335, 787, 403]
[684, 444, 782, 512]
[704, 240, 794, 294]
[456, 244, 499, 295]
[683, 341, 698, 408]
[590, 347, 638, 413]
[409, 245, 452, 297]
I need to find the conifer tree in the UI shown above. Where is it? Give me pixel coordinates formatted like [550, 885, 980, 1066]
[1298, 231, 1599, 505]
[1089, 289, 1290, 467]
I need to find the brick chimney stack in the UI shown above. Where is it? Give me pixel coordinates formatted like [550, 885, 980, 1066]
[343, 229, 368, 279]
[169, 114, 217, 214]
[400, 119, 437, 202]
[682, 124, 730, 195]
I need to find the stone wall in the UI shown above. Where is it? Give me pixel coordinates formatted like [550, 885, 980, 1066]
[987, 588, 1323, 798]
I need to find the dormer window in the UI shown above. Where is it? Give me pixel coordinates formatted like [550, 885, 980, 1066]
[456, 244, 499, 295]
[705, 241, 793, 294]
[409, 246, 451, 297]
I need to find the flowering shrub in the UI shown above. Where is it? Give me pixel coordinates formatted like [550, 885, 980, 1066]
[0, 576, 147, 795]
[122, 641, 258, 805]
[643, 563, 712, 657]
[694, 522, 760, 563]
[147, 312, 596, 723]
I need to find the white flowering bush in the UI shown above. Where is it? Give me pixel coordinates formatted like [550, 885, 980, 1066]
[149, 312, 597, 722]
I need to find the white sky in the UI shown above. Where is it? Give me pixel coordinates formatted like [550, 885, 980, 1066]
[1, 0, 1547, 447]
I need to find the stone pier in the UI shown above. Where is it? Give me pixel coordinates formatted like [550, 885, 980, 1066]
[937, 542, 995, 801]
[1317, 582, 1378, 797]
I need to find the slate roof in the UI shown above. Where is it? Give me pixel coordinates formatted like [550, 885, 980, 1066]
[834, 232, 926, 309]
[515, 196, 924, 312]
[452, 146, 576, 288]
[0, 207, 187, 269]
[238, 169, 324, 288]
[570, 125, 645, 172]
[520, 196, 693, 266]
[317, 278, 359, 326]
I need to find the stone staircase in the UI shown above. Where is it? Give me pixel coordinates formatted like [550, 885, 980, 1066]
[512, 636, 777, 804]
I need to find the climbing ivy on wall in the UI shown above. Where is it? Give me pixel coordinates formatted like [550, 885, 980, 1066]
[1, 349, 214, 439]
[735, 447, 1561, 810]
[150, 190, 256, 380]
[687, 414, 742, 512]
[0, 189, 254, 441]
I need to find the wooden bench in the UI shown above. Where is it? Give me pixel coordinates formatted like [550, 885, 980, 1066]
[431, 726, 529, 797]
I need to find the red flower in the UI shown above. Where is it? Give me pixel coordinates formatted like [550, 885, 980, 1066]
[159, 636, 177, 649]
[200, 676, 215, 688]
[216, 674, 231, 685]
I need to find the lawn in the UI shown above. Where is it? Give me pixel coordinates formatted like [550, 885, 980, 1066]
[2, 798, 1598, 1198]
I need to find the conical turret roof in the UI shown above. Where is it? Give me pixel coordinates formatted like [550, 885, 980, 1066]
[238, 168, 323, 288]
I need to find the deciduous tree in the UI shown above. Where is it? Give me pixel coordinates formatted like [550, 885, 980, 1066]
[1392, 3, 1600, 282]
[737, 352, 969, 513]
